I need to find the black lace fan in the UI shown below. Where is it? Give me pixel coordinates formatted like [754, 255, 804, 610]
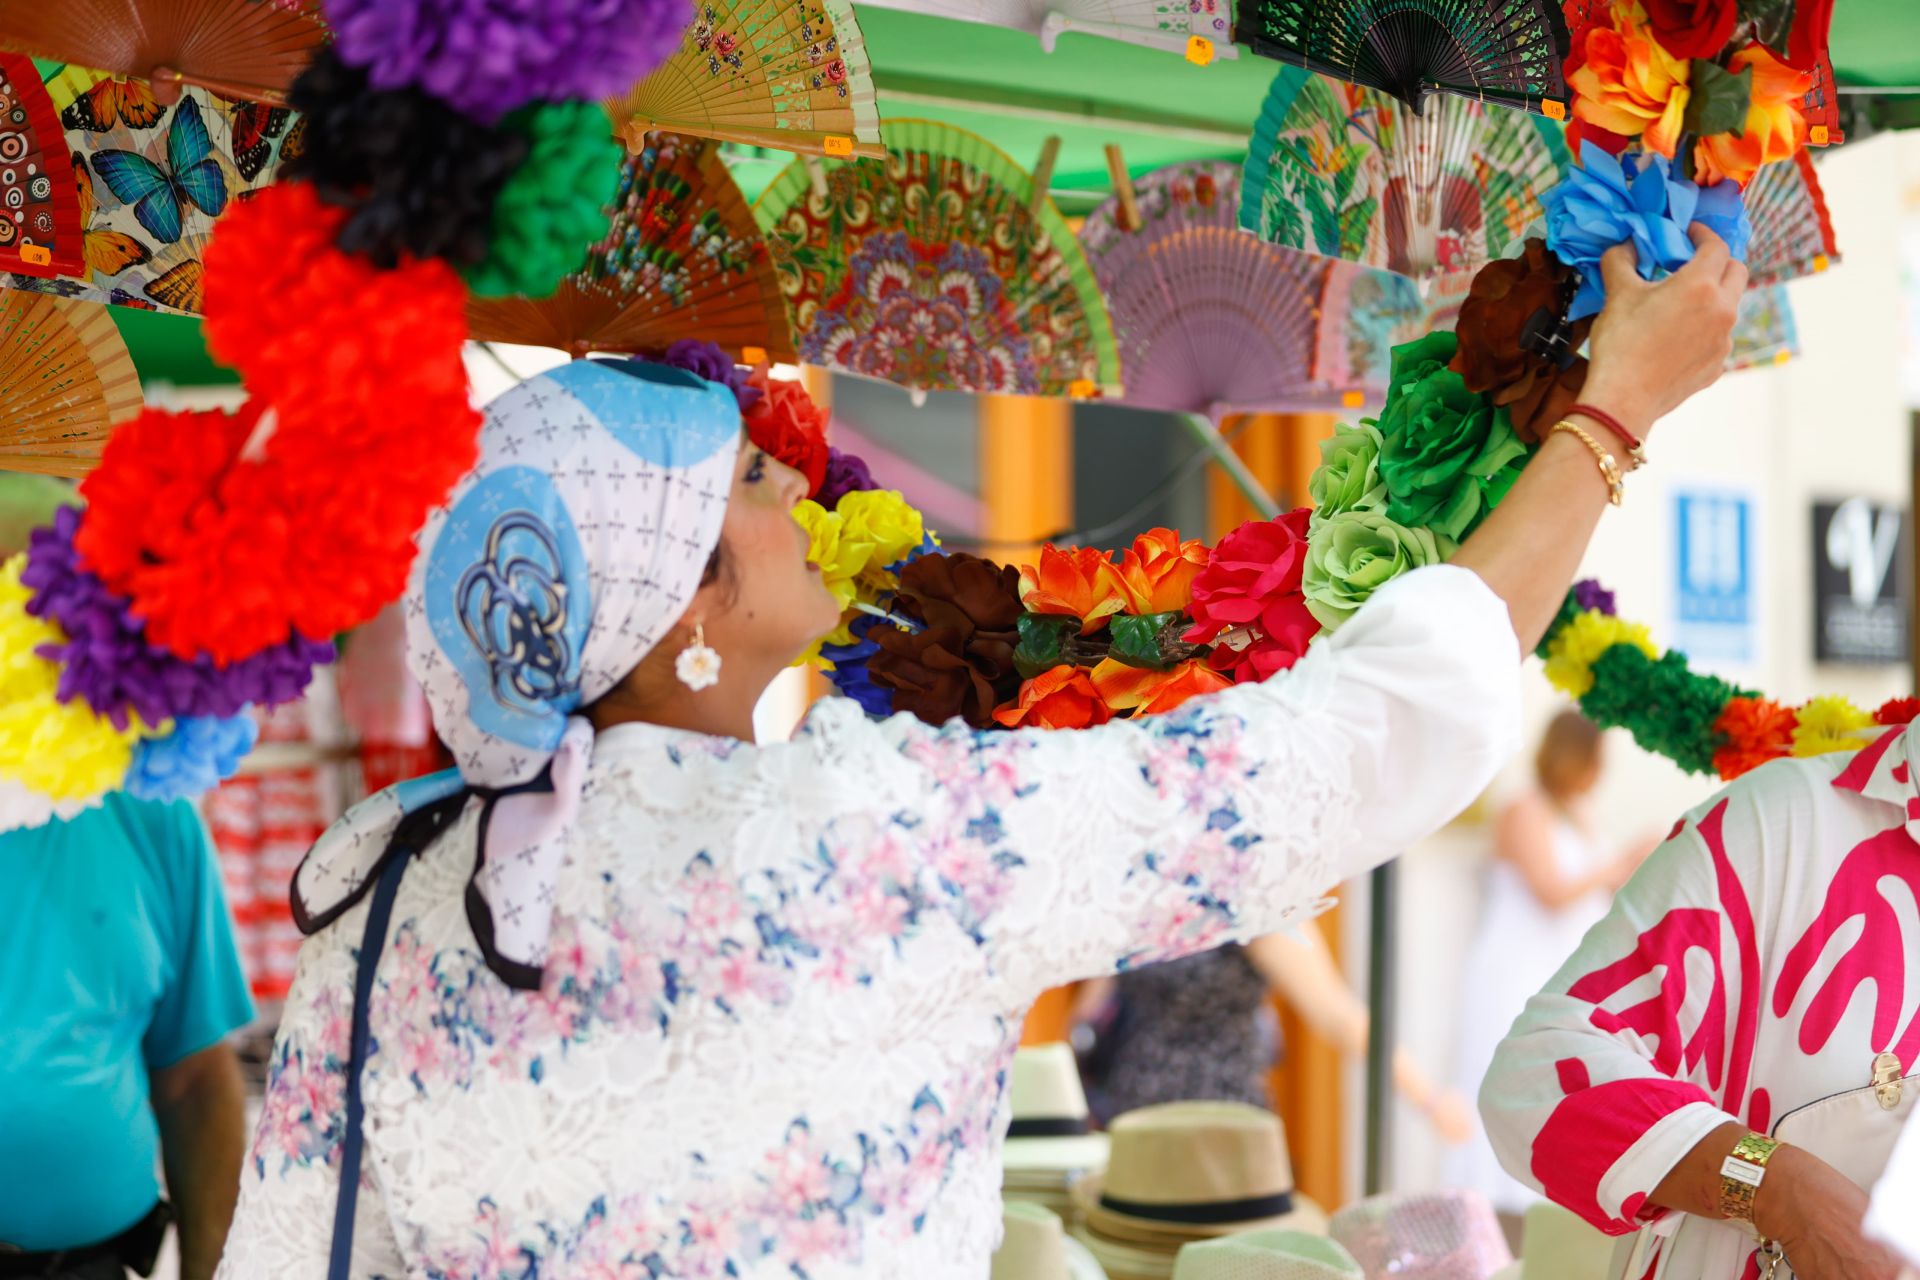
[1232, 0, 1571, 117]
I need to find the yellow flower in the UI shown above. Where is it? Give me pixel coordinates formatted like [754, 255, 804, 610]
[0, 555, 141, 800]
[1790, 695, 1876, 758]
[1544, 612, 1660, 698]
[837, 489, 926, 596]
[792, 500, 860, 612]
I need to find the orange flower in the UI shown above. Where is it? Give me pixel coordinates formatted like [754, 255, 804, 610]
[1115, 527, 1210, 616]
[1569, 0, 1691, 158]
[1712, 695, 1797, 781]
[1089, 658, 1232, 718]
[1693, 45, 1810, 188]
[992, 666, 1114, 730]
[1017, 545, 1128, 633]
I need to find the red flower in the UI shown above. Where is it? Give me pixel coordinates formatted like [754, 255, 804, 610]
[1875, 697, 1920, 727]
[1183, 510, 1319, 681]
[825, 59, 848, 84]
[1712, 696, 1797, 781]
[1640, 0, 1738, 60]
[993, 665, 1114, 730]
[745, 374, 830, 495]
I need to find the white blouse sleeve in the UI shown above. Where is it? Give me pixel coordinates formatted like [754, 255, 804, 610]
[868, 564, 1523, 1005]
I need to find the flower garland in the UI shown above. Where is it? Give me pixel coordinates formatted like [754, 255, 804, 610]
[0, 4, 680, 829]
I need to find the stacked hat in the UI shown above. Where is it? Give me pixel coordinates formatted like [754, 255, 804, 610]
[1487, 1202, 1616, 1280]
[1173, 1230, 1364, 1280]
[1329, 1190, 1512, 1280]
[1072, 1102, 1328, 1280]
[1004, 1044, 1112, 1224]
[994, 1202, 1111, 1280]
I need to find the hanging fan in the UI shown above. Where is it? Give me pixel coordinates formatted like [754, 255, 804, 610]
[1079, 160, 1351, 417]
[468, 132, 795, 360]
[0, 55, 88, 281]
[1313, 262, 1472, 402]
[1242, 66, 1572, 283]
[1233, 0, 1570, 116]
[0, 292, 143, 476]
[1724, 284, 1797, 373]
[753, 119, 1121, 397]
[608, 0, 884, 160]
[0, 0, 326, 106]
[4, 65, 295, 316]
[855, 0, 1236, 59]
[1743, 151, 1839, 289]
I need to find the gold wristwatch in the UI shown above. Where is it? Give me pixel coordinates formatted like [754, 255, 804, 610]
[1719, 1132, 1783, 1224]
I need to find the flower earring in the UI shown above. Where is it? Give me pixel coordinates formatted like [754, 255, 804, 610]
[675, 623, 721, 692]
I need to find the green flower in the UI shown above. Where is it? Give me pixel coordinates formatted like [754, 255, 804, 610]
[1377, 331, 1531, 541]
[464, 100, 624, 300]
[1303, 509, 1453, 631]
[1309, 420, 1387, 526]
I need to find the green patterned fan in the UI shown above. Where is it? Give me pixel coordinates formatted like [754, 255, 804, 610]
[1241, 65, 1570, 283]
[753, 119, 1121, 397]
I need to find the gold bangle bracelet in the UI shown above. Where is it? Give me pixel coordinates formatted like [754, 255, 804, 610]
[1719, 1132, 1782, 1225]
[1550, 419, 1625, 507]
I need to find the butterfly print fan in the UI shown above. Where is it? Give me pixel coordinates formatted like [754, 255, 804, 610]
[608, 0, 884, 160]
[1241, 65, 1572, 283]
[0, 292, 143, 477]
[1080, 161, 1353, 418]
[1725, 284, 1797, 372]
[1743, 151, 1839, 289]
[753, 119, 1121, 397]
[8, 66, 294, 315]
[0, 0, 325, 106]
[0, 55, 88, 280]
[1313, 263, 1471, 403]
[1234, 0, 1569, 116]
[856, 0, 1236, 58]
[468, 132, 795, 361]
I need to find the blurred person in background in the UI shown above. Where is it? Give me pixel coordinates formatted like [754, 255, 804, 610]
[1446, 709, 1655, 1236]
[0, 474, 255, 1280]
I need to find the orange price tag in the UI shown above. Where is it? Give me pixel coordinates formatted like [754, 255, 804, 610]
[1542, 99, 1567, 121]
[1068, 379, 1097, 399]
[1185, 36, 1215, 65]
[741, 346, 768, 365]
[1810, 125, 1830, 145]
[18, 243, 49, 267]
[1813, 254, 1831, 273]
[1341, 390, 1366, 408]
[822, 136, 853, 157]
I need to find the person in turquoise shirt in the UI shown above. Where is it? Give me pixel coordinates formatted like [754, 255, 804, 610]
[0, 477, 255, 1280]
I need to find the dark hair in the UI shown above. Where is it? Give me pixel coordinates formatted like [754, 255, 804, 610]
[1535, 709, 1604, 801]
[701, 537, 736, 603]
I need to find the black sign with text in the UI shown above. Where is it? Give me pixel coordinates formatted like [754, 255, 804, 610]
[1813, 499, 1910, 664]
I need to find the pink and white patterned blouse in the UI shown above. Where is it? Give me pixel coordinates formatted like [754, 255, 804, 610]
[1482, 720, 1920, 1279]
[219, 566, 1518, 1280]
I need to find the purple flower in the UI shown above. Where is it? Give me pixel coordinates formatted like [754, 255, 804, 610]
[324, 0, 691, 124]
[652, 339, 761, 412]
[126, 716, 260, 803]
[817, 447, 878, 508]
[1572, 578, 1617, 616]
[22, 507, 334, 730]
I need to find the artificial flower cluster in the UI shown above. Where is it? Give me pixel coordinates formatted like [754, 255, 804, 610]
[1539, 577, 1909, 780]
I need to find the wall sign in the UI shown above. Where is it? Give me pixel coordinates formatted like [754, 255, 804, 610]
[1674, 490, 1755, 665]
[1813, 498, 1910, 665]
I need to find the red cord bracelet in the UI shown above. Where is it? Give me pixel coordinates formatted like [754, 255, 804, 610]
[1565, 403, 1647, 469]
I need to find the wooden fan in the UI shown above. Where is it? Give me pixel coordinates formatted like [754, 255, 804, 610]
[0, 292, 143, 477]
[608, 0, 884, 160]
[754, 120, 1121, 397]
[468, 132, 795, 361]
[0, 0, 325, 107]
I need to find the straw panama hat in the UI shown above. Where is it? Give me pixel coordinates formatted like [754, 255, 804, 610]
[1329, 1190, 1511, 1280]
[1487, 1202, 1614, 1280]
[1004, 1043, 1111, 1173]
[1173, 1230, 1365, 1280]
[994, 1202, 1111, 1280]
[1072, 1102, 1328, 1248]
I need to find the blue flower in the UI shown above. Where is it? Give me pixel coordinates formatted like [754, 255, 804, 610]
[1544, 145, 1752, 321]
[126, 715, 260, 803]
[820, 615, 894, 718]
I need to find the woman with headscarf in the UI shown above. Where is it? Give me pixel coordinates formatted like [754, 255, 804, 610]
[219, 235, 1745, 1278]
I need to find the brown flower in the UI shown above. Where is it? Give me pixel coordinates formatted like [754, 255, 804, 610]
[869, 552, 1024, 728]
[1449, 239, 1596, 445]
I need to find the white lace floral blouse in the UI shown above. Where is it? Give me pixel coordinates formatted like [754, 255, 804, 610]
[220, 566, 1520, 1280]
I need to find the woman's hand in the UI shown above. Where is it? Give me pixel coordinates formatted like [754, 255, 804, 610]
[1755, 1146, 1908, 1280]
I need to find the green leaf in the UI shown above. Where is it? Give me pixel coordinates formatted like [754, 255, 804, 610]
[1739, 0, 1795, 54]
[1683, 59, 1754, 140]
[1014, 614, 1076, 680]
[1108, 613, 1181, 669]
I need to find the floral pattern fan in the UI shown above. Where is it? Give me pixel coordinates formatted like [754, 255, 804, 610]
[0, 292, 143, 476]
[1725, 284, 1797, 372]
[607, 0, 884, 160]
[468, 132, 795, 361]
[1313, 264, 1472, 403]
[1743, 151, 1839, 288]
[854, 0, 1235, 58]
[4, 64, 298, 314]
[1241, 66, 1572, 283]
[753, 119, 1122, 397]
[1080, 161, 1354, 418]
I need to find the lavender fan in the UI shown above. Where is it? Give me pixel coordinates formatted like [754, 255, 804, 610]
[1080, 161, 1358, 419]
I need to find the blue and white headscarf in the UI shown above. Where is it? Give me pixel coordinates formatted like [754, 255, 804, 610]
[293, 360, 740, 987]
